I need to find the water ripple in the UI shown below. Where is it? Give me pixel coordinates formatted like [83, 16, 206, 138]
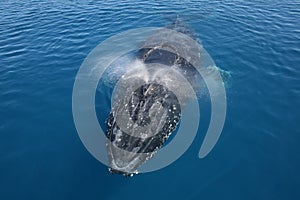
[0, 0, 299, 199]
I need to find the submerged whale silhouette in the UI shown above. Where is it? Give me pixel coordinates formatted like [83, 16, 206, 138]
[105, 22, 202, 177]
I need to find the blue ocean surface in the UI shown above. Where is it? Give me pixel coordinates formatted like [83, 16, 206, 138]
[0, 0, 299, 199]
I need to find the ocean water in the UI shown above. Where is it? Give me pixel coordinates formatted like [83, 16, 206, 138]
[1, 0, 300, 199]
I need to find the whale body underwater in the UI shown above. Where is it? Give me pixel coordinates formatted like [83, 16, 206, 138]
[105, 24, 204, 177]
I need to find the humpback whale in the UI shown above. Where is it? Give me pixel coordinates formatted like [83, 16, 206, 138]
[105, 21, 202, 177]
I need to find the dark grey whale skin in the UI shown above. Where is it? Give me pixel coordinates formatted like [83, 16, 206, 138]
[105, 50, 182, 177]
[105, 23, 201, 177]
